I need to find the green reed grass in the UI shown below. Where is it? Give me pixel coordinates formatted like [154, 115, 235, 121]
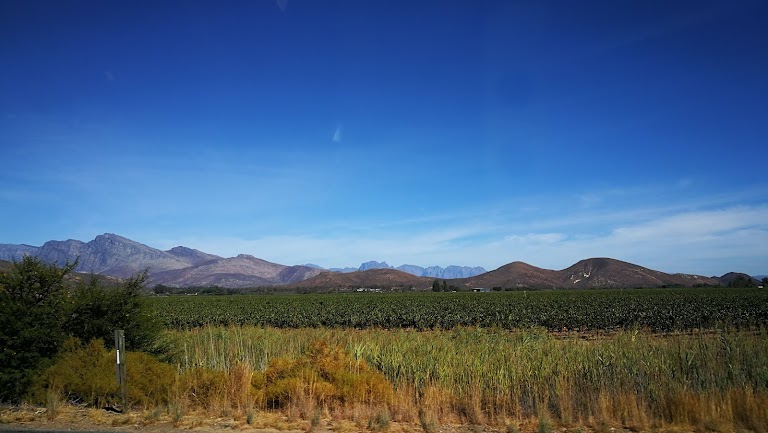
[164, 326, 768, 429]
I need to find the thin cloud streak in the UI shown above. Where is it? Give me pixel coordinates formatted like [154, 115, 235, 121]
[156, 205, 768, 276]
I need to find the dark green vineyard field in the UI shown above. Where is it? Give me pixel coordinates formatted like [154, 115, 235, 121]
[148, 288, 768, 331]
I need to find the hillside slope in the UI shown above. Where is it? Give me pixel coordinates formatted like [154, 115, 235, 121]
[150, 254, 322, 288]
[458, 258, 719, 289]
[293, 268, 433, 290]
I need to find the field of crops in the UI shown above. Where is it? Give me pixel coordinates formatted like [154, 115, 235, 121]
[148, 288, 768, 331]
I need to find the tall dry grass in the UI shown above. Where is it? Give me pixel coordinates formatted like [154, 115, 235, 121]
[165, 326, 768, 431]
[33, 327, 768, 431]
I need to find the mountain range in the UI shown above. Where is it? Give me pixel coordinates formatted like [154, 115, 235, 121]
[291, 257, 729, 290]
[0, 234, 322, 288]
[322, 260, 487, 279]
[0, 233, 758, 289]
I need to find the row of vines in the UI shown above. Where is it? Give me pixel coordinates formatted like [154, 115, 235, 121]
[148, 288, 768, 331]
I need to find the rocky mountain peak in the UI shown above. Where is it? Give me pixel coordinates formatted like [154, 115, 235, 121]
[358, 261, 392, 271]
[166, 246, 221, 266]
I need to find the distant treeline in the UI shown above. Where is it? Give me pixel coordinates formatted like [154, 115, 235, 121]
[152, 284, 280, 295]
[152, 278, 752, 296]
[152, 284, 423, 295]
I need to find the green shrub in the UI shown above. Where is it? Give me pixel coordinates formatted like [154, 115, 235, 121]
[65, 271, 162, 353]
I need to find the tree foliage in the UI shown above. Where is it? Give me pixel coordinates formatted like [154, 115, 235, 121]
[0, 256, 75, 401]
[66, 269, 160, 352]
[432, 279, 450, 292]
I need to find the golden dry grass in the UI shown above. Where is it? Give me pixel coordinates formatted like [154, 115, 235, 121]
[19, 326, 768, 433]
[164, 326, 768, 432]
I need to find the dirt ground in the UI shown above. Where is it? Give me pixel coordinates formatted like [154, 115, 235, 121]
[1, 403, 696, 433]
[1, 404, 309, 433]
[0, 404, 500, 433]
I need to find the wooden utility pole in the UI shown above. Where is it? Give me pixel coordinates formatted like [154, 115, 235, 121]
[114, 330, 127, 412]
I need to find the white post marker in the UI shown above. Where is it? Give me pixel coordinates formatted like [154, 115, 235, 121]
[114, 330, 127, 412]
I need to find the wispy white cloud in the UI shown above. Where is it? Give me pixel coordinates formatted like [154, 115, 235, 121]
[610, 207, 767, 242]
[151, 204, 767, 276]
[504, 233, 566, 244]
[488, 206, 768, 275]
[159, 224, 488, 268]
[576, 193, 602, 207]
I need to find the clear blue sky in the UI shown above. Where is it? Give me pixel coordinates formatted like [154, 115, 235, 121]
[1, 0, 766, 276]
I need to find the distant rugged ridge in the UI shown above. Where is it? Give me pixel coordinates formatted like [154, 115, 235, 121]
[393, 264, 488, 279]
[0, 234, 320, 288]
[421, 265, 487, 279]
[0, 234, 197, 277]
[311, 261, 486, 278]
[395, 264, 425, 276]
[358, 261, 392, 271]
[458, 258, 720, 289]
[328, 267, 358, 273]
[335, 261, 487, 278]
[0, 243, 38, 261]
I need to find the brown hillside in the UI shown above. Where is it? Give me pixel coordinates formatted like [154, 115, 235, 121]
[458, 261, 560, 289]
[459, 258, 719, 289]
[559, 258, 717, 288]
[149, 254, 322, 288]
[293, 268, 433, 290]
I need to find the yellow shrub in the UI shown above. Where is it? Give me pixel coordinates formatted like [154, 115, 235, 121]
[260, 340, 393, 412]
[178, 367, 228, 411]
[28, 338, 175, 409]
[126, 351, 177, 408]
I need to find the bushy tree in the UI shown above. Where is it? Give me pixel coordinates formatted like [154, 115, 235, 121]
[65, 270, 161, 352]
[0, 257, 162, 401]
[431, 279, 441, 292]
[0, 256, 76, 401]
[431, 280, 449, 292]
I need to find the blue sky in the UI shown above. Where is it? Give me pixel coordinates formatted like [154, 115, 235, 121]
[1, 0, 766, 276]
